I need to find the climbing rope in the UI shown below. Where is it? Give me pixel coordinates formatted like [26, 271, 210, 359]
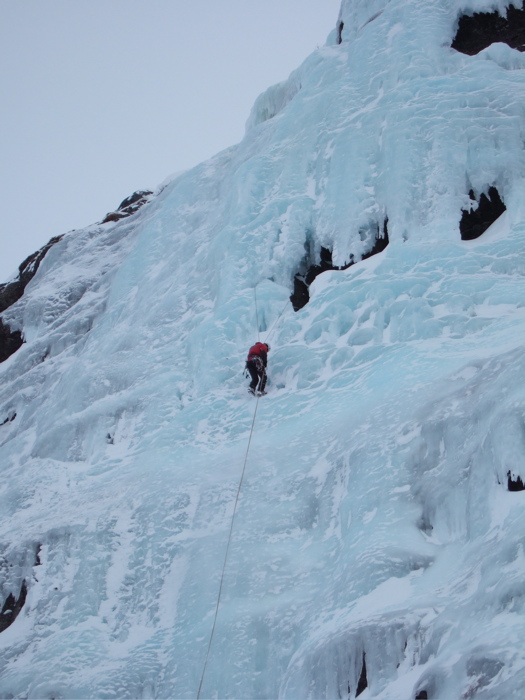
[265, 298, 290, 344]
[254, 286, 260, 341]
[196, 395, 260, 699]
[197, 286, 264, 699]
[254, 283, 290, 345]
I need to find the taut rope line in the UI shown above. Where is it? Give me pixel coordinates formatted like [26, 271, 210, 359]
[254, 286, 261, 341]
[197, 286, 264, 699]
[265, 298, 290, 343]
[196, 396, 260, 699]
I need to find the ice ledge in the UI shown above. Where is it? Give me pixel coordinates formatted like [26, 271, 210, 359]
[245, 71, 302, 132]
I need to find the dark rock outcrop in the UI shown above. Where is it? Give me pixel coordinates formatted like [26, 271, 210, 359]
[452, 5, 525, 55]
[0, 319, 23, 364]
[507, 470, 525, 491]
[1, 413, 16, 426]
[0, 234, 63, 315]
[415, 692, 428, 700]
[362, 218, 389, 260]
[291, 219, 389, 311]
[356, 653, 368, 697]
[0, 580, 27, 633]
[337, 21, 344, 44]
[291, 246, 345, 312]
[0, 189, 153, 364]
[460, 187, 506, 241]
[0, 234, 63, 363]
[101, 190, 153, 224]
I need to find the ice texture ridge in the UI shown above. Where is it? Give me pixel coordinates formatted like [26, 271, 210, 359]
[1, 0, 525, 698]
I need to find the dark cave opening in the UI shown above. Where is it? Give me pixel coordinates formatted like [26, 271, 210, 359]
[290, 246, 350, 312]
[361, 218, 389, 260]
[290, 219, 389, 311]
[460, 187, 506, 241]
[452, 5, 525, 55]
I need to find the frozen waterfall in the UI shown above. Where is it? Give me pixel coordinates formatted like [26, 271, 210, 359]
[1, 0, 525, 698]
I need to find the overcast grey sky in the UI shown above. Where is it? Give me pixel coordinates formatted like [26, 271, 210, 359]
[0, 1, 341, 283]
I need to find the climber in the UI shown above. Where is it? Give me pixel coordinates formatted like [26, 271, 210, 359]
[246, 342, 270, 396]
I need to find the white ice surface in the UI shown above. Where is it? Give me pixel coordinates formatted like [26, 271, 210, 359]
[1, 0, 525, 698]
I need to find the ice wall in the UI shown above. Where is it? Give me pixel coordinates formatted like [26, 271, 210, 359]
[1, 0, 525, 698]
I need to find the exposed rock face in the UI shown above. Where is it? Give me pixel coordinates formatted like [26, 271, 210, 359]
[0, 234, 63, 315]
[101, 190, 153, 224]
[459, 187, 506, 241]
[290, 246, 344, 312]
[355, 653, 368, 697]
[291, 220, 389, 311]
[0, 189, 154, 364]
[508, 470, 525, 491]
[0, 413, 16, 426]
[0, 234, 64, 363]
[0, 545, 40, 634]
[337, 21, 344, 44]
[0, 320, 23, 364]
[0, 580, 27, 633]
[452, 5, 525, 55]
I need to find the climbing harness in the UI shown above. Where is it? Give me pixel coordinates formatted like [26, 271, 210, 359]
[196, 395, 260, 699]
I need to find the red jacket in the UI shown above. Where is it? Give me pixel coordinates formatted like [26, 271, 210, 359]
[247, 342, 268, 366]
